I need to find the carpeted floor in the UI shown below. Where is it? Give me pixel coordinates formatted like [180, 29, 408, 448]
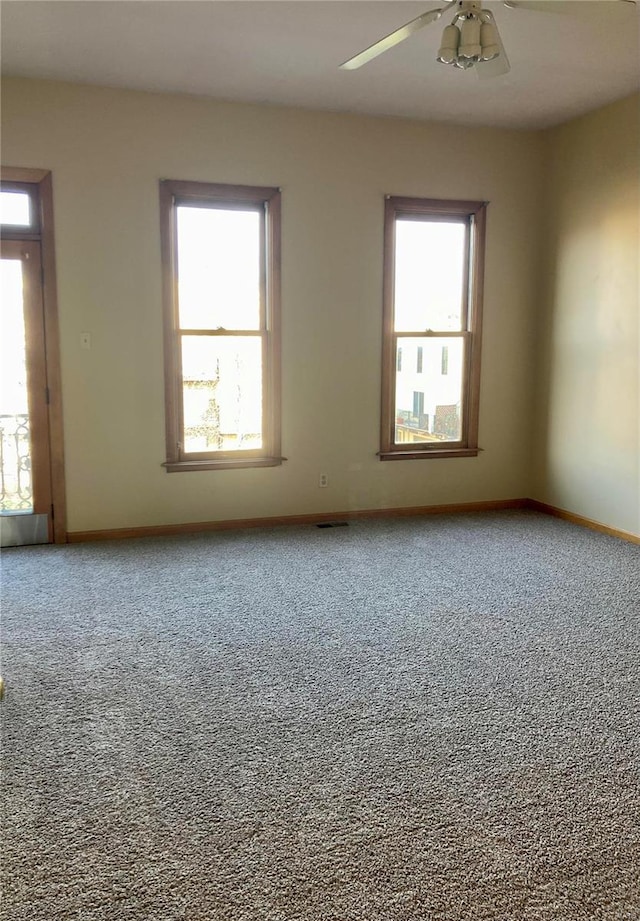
[1, 510, 639, 920]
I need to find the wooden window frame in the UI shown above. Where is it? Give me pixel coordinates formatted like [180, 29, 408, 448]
[159, 180, 282, 473]
[1, 166, 66, 542]
[380, 196, 487, 461]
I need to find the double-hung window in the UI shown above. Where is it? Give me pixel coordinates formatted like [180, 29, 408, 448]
[160, 180, 281, 471]
[381, 196, 487, 459]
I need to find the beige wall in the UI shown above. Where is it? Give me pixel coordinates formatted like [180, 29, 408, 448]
[5, 81, 638, 537]
[2, 78, 545, 532]
[533, 94, 640, 537]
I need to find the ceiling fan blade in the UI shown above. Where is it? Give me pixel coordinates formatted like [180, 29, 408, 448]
[503, 0, 637, 12]
[340, 3, 456, 70]
[503, 1, 569, 12]
[477, 50, 511, 78]
[509, 0, 637, 4]
[477, 15, 511, 78]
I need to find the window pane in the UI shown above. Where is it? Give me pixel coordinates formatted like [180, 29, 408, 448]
[177, 207, 261, 330]
[394, 220, 466, 332]
[394, 337, 464, 444]
[0, 191, 31, 227]
[181, 336, 262, 453]
[0, 258, 34, 512]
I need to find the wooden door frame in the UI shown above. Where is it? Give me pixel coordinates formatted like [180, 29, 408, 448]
[1, 167, 66, 543]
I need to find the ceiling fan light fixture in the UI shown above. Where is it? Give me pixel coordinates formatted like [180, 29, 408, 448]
[479, 21, 500, 61]
[436, 23, 461, 65]
[339, 0, 511, 77]
[457, 16, 482, 61]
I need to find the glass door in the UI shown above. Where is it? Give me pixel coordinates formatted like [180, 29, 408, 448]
[0, 239, 52, 546]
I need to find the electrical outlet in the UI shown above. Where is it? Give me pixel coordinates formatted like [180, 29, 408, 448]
[319, 473, 329, 488]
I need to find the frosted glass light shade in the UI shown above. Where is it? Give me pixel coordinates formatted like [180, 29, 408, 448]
[458, 17, 482, 61]
[480, 22, 500, 61]
[437, 24, 461, 65]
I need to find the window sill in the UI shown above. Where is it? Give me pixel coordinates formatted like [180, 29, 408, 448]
[379, 448, 479, 461]
[163, 456, 285, 473]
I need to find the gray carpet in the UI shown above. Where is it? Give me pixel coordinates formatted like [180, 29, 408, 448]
[1, 510, 639, 920]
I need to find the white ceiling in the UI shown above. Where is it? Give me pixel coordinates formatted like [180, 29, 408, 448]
[1, 0, 639, 130]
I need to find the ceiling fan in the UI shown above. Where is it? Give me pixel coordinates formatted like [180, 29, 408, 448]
[340, 0, 637, 78]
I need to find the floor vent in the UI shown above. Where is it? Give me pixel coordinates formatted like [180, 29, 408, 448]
[316, 521, 349, 529]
